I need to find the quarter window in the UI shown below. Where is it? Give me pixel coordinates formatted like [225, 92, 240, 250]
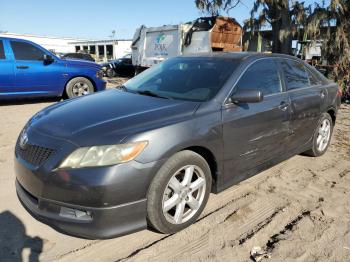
[281, 59, 310, 90]
[235, 59, 282, 95]
[11, 41, 45, 61]
[0, 41, 5, 59]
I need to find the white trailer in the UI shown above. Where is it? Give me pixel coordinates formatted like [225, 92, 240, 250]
[131, 17, 242, 73]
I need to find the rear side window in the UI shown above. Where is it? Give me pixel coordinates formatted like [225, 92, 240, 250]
[235, 59, 282, 95]
[281, 59, 310, 90]
[0, 41, 5, 59]
[11, 41, 45, 61]
[306, 68, 321, 86]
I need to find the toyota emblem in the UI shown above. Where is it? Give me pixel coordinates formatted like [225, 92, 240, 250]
[19, 131, 28, 150]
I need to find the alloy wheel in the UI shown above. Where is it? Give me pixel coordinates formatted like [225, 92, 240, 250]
[316, 118, 331, 152]
[72, 82, 90, 96]
[162, 165, 206, 224]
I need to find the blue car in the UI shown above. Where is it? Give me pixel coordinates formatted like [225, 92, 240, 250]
[0, 37, 106, 99]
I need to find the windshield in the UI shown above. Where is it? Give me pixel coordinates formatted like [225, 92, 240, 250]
[124, 57, 239, 102]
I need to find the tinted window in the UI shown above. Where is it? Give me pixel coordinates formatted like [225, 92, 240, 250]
[11, 41, 45, 61]
[306, 68, 320, 86]
[235, 59, 282, 95]
[0, 41, 5, 59]
[70, 54, 80, 58]
[123, 58, 132, 65]
[281, 59, 310, 90]
[124, 57, 239, 102]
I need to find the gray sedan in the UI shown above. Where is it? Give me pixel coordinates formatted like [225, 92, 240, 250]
[15, 53, 341, 239]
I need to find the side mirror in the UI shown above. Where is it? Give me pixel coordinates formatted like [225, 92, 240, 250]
[43, 54, 54, 65]
[229, 89, 264, 104]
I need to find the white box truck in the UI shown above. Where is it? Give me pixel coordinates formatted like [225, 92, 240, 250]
[131, 17, 242, 74]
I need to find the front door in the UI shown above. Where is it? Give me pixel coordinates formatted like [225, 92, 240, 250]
[0, 40, 15, 95]
[222, 58, 291, 186]
[10, 40, 62, 96]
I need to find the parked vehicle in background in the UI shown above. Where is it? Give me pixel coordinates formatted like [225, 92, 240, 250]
[0, 37, 106, 99]
[132, 16, 242, 74]
[100, 54, 135, 77]
[61, 52, 95, 62]
[53, 52, 66, 58]
[15, 53, 340, 239]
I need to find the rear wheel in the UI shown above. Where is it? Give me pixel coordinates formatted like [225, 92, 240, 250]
[147, 151, 212, 234]
[65, 77, 94, 99]
[304, 113, 333, 157]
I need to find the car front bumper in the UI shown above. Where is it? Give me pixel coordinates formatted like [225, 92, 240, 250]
[95, 77, 107, 92]
[14, 129, 165, 239]
[16, 179, 147, 239]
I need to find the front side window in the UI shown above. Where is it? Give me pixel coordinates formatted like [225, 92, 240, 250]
[235, 59, 282, 95]
[124, 57, 239, 102]
[11, 41, 45, 61]
[0, 41, 5, 59]
[281, 59, 310, 90]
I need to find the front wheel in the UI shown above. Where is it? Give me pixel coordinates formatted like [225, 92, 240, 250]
[304, 113, 333, 157]
[147, 151, 212, 234]
[106, 68, 116, 78]
[65, 77, 94, 99]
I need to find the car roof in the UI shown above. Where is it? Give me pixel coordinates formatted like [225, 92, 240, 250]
[180, 51, 300, 62]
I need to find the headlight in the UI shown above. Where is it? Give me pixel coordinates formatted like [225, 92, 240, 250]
[96, 69, 104, 78]
[59, 141, 148, 169]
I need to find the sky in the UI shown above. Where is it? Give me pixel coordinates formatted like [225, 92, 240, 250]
[0, 0, 323, 40]
[0, 0, 255, 40]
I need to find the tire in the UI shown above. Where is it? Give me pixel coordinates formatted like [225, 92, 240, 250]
[106, 68, 116, 78]
[304, 112, 333, 157]
[65, 77, 94, 99]
[147, 150, 212, 234]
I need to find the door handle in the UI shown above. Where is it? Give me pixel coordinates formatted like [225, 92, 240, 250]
[320, 90, 326, 99]
[278, 101, 289, 111]
[16, 66, 29, 69]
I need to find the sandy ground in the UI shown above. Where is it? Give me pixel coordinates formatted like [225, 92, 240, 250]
[0, 79, 349, 261]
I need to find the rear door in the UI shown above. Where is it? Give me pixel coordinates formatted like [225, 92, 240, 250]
[10, 40, 62, 96]
[279, 58, 325, 149]
[222, 58, 291, 185]
[0, 39, 15, 95]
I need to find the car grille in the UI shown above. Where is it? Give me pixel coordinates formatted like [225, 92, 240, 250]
[16, 140, 55, 166]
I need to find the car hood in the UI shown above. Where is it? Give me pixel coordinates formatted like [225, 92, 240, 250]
[29, 89, 200, 146]
[60, 58, 101, 69]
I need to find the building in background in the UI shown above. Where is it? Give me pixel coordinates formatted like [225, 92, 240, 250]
[0, 32, 85, 54]
[70, 40, 132, 62]
[0, 32, 132, 62]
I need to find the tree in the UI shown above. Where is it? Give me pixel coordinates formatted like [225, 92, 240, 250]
[248, 0, 308, 54]
[307, 0, 350, 85]
[195, 0, 242, 16]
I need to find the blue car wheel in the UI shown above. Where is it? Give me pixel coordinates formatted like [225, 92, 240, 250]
[65, 77, 95, 99]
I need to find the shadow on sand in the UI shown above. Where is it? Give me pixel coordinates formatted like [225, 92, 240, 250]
[0, 211, 43, 262]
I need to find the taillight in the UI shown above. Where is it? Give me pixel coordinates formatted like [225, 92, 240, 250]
[337, 85, 343, 97]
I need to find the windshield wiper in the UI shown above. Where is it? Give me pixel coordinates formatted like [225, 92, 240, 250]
[136, 90, 171, 99]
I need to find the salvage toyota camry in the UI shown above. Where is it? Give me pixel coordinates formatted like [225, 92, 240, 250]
[15, 53, 341, 239]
